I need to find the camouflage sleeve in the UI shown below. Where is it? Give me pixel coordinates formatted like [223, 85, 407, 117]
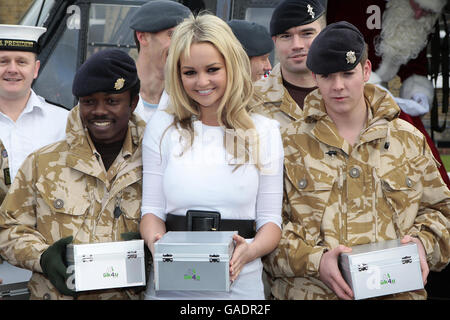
[263, 172, 327, 279]
[0, 146, 8, 206]
[406, 141, 450, 271]
[0, 153, 49, 273]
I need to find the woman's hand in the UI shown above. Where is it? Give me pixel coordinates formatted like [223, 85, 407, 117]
[229, 223, 281, 282]
[140, 213, 166, 256]
[229, 234, 254, 282]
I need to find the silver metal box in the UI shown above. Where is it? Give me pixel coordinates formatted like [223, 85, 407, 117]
[338, 239, 423, 300]
[66, 240, 146, 292]
[154, 231, 236, 292]
[0, 261, 31, 299]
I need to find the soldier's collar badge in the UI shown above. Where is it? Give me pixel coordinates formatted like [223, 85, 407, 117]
[114, 78, 125, 90]
[346, 51, 356, 64]
[307, 4, 315, 19]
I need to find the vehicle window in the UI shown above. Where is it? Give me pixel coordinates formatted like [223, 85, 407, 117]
[33, 25, 79, 109]
[244, 7, 274, 31]
[86, 4, 140, 60]
[245, 7, 276, 65]
[20, 0, 56, 26]
[180, 0, 216, 16]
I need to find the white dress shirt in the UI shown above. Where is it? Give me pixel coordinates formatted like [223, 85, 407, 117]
[0, 90, 69, 182]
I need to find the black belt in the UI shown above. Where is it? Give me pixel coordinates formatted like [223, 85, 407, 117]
[165, 211, 256, 239]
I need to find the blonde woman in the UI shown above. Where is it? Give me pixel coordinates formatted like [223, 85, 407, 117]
[139, 13, 283, 300]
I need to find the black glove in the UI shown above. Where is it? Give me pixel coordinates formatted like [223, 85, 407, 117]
[40, 236, 76, 297]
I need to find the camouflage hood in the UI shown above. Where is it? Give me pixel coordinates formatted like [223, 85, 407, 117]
[300, 83, 401, 154]
[303, 83, 400, 126]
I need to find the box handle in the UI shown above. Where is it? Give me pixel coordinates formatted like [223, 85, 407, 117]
[127, 250, 137, 259]
[82, 254, 93, 263]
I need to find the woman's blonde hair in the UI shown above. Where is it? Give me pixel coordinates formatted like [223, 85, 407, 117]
[165, 13, 261, 168]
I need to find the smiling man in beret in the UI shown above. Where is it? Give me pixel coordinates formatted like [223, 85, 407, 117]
[252, 0, 326, 127]
[0, 49, 146, 300]
[264, 21, 450, 300]
[228, 20, 274, 82]
[130, 0, 191, 122]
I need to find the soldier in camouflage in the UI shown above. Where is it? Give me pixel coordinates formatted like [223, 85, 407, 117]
[0, 49, 145, 299]
[263, 21, 450, 300]
[0, 139, 6, 268]
[0, 139, 8, 206]
[253, 1, 327, 298]
[252, 0, 326, 127]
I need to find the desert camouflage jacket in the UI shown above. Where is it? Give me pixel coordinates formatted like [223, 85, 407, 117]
[0, 139, 7, 263]
[263, 84, 450, 300]
[252, 63, 304, 128]
[0, 106, 146, 300]
[0, 139, 8, 209]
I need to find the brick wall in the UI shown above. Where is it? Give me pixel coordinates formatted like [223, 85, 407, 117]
[0, 0, 33, 24]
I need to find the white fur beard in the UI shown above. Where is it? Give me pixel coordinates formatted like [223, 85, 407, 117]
[374, 0, 440, 82]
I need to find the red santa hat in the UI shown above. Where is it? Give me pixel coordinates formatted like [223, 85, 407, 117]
[414, 0, 446, 13]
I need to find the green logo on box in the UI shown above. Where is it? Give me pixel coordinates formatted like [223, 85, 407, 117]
[380, 273, 396, 286]
[103, 266, 119, 278]
[184, 268, 200, 281]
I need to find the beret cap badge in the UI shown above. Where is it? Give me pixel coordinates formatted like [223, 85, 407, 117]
[114, 78, 125, 90]
[307, 21, 365, 74]
[346, 51, 356, 64]
[307, 4, 315, 19]
[270, 0, 325, 37]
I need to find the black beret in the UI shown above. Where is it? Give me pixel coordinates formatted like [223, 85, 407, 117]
[270, 0, 325, 36]
[72, 49, 139, 97]
[228, 20, 274, 57]
[129, 0, 191, 33]
[307, 21, 366, 75]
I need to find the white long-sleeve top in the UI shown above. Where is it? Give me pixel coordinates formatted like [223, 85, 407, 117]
[141, 109, 283, 300]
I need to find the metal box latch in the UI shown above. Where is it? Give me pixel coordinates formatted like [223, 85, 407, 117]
[162, 254, 173, 262]
[358, 263, 368, 272]
[209, 254, 220, 263]
[82, 254, 93, 263]
[401, 256, 412, 264]
[127, 250, 137, 259]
